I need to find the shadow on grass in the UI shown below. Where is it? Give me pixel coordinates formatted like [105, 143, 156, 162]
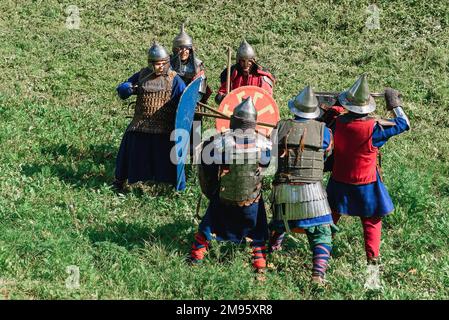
[21, 143, 117, 189]
[150, 219, 194, 252]
[87, 221, 153, 250]
[87, 219, 194, 252]
[206, 241, 252, 266]
[21, 143, 197, 192]
[123, 163, 197, 197]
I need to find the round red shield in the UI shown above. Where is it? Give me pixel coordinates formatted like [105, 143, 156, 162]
[216, 86, 280, 136]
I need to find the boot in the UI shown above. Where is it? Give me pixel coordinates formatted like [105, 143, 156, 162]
[311, 244, 332, 285]
[251, 245, 267, 271]
[268, 231, 285, 252]
[189, 232, 209, 264]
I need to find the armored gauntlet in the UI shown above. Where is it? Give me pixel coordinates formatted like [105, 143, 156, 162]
[384, 87, 402, 111]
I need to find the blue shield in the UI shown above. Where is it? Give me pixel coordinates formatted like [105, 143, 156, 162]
[174, 77, 203, 191]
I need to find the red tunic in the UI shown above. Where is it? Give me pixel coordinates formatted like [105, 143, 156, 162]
[332, 117, 378, 185]
[217, 64, 275, 96]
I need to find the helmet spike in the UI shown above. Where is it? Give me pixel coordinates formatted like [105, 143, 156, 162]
[236, 39, 256, 61]
[338, 74, 376, 114]
[172, 23, 193, 50]
[230, 97, 257, 130]
[288, 85, 321, 119]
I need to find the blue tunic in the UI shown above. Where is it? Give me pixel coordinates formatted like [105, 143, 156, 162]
[199, 195, 269, 246]
[270, 116, 334, 232]
[327, 116, 410, 217]
[115, 70, 187, 190]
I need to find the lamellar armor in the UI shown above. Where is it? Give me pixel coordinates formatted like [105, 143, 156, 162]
[218, 131, 270, 206]
[127, 67, 177, 134]
[274, 119, 326, 184]
[271, 119, 331, 222]
[198, 97, 271, 206]
[271, 85, 332, 224]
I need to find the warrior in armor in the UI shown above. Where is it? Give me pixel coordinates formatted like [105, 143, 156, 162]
[324, 74, 410, 278]
[268, 86, 336, 284]
[113, 42, 186, 191]
[170, 24, 212, 157]
[214, 40, 275, 104]
[189, 97, 272, 274]
[170, 24, 212, 102]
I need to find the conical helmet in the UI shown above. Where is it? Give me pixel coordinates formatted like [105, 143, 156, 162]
[230, 97, 257, 130]
[236, 39, 256, 61]
[338, 74, 376, 114]
[147, 41, 170, 62]
[288, 85, 321, 119]
[172, 24, 193, 50]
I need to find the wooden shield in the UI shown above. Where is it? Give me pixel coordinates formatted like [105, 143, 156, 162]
[216, 86, 280, 136]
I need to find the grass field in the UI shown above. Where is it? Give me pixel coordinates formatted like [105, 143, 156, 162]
[0, 0, 448, 299]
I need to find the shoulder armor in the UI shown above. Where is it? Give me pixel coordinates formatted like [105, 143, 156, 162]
[262, 75, 273, 88]
[275, 118, 291, 130]
[255, 66, 275, 81]
[194, 57, 204, 69]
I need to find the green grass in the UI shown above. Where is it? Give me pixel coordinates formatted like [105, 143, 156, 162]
[0, 0, 448, 299]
